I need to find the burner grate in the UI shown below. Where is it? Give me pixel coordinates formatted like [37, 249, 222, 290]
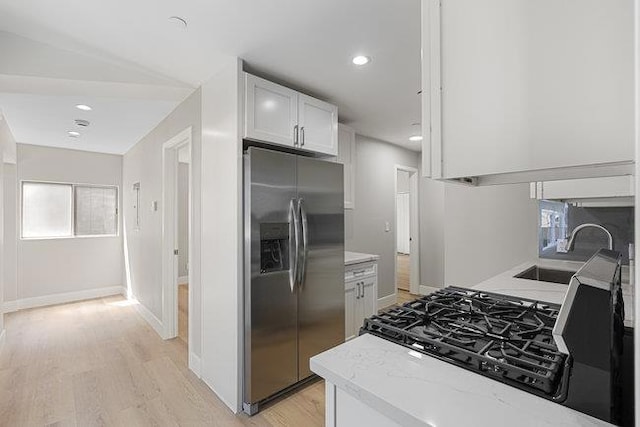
[360, 286, 570, 400]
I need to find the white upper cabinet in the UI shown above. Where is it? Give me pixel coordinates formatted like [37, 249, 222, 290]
[245, 74, 298, 147]
[531, 176, 635, 202]
[422, 0, 635, 184]
[337, 124, 356, 209]
[298, 94, 338, 156]
[244, 73, 338, 156]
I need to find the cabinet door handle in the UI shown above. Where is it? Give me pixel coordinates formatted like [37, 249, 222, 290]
[361, 282, 365, 298]
[294, 125, 299, 145]
[355, 282, 360, 299]
[300, 126, 305, 146]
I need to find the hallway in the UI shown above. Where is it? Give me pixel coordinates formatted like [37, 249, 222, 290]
[0, 296, 324, 427]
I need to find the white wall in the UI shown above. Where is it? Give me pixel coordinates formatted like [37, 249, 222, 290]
[418, 174, 445, 287]
[200, 58, 243, 412]
[345, 135, 420, 298]
[121, 58, 243, 413]
[0, 116, 16, 340]
[13, 144, 123, 302]
[122, 88, 202, 357]
[442, 183, 538, 285]
[3, 163, 16, 303]
[418, 171, 538, 288]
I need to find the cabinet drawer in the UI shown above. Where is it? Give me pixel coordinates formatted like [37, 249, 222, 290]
[345, 262, 377, 281]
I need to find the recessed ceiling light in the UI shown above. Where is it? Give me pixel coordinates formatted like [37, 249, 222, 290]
[68, 131, 80, 138]
[409, 135, 423, 142]
[352, 55, 371, 66]
[75, 119, 90, 127]
[76, 104, 92, 111]
[168, 16, 188, 29]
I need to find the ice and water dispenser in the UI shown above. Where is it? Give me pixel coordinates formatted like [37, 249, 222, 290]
[259, 223, 290, 274]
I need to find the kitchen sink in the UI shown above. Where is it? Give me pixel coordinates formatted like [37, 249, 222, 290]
[514, 266, 577, 285]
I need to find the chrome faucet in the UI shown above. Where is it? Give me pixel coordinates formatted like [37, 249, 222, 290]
[566, 223, 613, 251]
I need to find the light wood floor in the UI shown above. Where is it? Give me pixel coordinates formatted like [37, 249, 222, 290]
[395, 287, 441, 307]
[396, 289, 419, 305]
[0, 296, 324, 427]
[178, 284, 188, 344]
[396, 253, 410, 291]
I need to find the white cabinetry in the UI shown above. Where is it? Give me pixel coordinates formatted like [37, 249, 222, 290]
[337, 124, 356, 209]
[345, 260, 378, 341]
[244, 73, 338, 156]
[245, 74, 298, 147]
[422, 0, 635, 184]
[531, 176, 635, 206]
[298, 94, 338, 155]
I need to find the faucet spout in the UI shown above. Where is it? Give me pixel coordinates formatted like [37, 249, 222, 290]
[566, 223, 614, 251]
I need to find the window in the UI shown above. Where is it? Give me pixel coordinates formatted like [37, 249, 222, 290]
[22, 181, 118, 239]
[74, 186, 118, 236]
[538, 200, 568, 252]
[22, 182, 73, 238]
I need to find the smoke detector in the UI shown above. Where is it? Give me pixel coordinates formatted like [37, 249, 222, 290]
[75, 119, 90, 127]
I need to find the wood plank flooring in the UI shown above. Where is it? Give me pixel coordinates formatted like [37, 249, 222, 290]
[396, 253, 410, 291]
[0, 296, 324, 427]
[178, 284, 188, 344]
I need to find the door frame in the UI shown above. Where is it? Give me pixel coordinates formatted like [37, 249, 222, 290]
[162, 127, 193, 343]
[393, 165, 420, 297]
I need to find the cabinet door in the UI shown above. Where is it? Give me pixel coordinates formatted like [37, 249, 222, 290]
[298, 94, 338, 156]
[535, 176, 634, 201]
[423, 0, 634, 179]
[245, 73, 298, 147]
[345, 281, 358, 341]
[361, 277, 377, 320]
[337, 124, 356, 209]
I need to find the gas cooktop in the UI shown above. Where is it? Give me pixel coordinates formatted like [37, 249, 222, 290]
[360, 286, 571, 400]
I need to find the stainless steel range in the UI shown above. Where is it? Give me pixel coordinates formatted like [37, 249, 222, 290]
[361, 249, 631, 426]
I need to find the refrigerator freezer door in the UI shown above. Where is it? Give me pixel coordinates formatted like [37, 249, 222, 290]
[296, 156, 345, 379]
[244, 147, 299, 405]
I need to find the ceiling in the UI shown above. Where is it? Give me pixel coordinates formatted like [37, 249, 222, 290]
[0, 0, 422, 154]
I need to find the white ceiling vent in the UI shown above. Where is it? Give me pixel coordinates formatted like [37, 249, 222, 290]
[75, 119, 90, 127]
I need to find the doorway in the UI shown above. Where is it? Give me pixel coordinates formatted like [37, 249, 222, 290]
[394, 165, 420, 304]
[161, 127, 192, 352]
[176, 145, 190, 344]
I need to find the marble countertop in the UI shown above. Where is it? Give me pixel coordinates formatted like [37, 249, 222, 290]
[472, 258, 634, 327]
[311, 333, 612, 427]
[345, 251, 379, 266]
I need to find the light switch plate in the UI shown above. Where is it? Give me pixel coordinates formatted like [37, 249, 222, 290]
[151, 201, 158, 212]
[385, 221, 390, 232]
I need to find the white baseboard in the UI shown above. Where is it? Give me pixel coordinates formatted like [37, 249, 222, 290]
[2, 300, 17, 313]
[3, 286, 125, 313]
[189, 352, 202, 378]
[130, 296, 166, 339]
[378, 293, 396, 309]
[178, 276, 189, 285]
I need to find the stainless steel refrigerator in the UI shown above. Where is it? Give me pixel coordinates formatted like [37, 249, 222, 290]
[243, 147, 344, 415]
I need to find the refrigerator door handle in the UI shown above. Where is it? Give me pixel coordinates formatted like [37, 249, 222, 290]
[289, 198, 300, 293]
[298, 198, 309, 288]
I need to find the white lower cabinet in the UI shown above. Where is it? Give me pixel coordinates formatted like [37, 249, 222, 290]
[345, 261, 378, 341]
[326, 383, 401, 427]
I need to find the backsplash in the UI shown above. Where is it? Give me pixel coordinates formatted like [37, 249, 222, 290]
[539, 202, 634, 264]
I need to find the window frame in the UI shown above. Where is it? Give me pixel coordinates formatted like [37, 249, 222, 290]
[20, 180, 120, 240]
